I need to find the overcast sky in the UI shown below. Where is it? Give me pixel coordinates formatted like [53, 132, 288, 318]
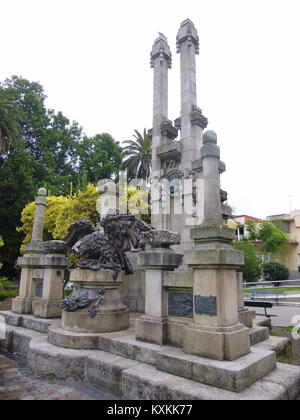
[1, 0, 300, 219]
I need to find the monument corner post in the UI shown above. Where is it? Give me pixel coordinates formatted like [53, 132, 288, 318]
[12, 188, 47, 315]
[183, 131, 250, 361]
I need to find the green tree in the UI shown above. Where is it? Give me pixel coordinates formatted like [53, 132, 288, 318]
[245, 219, 290, 261]
[0, 87, 22, 154]
[122, 129, 152, 182]
[234, 240, 262, 282]
[78, 133, 122, 184]
[263, 261, 289, 284]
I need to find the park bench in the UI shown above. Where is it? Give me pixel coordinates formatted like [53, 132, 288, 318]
[248, 290, 285, 305]
[244, 300, 273, 317]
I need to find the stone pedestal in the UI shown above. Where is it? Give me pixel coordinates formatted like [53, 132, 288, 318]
[12, 253, 44, 315]
[136, 231, 183, 345]
[237, 272, 256, 328]
[34, 250, 69, 319]
[12, 188, 47, 315]
[184, 229, 250, 361]
[62, 269, 129, 334]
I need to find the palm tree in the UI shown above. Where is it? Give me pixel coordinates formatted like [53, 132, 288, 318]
[122, 129, 152, 182]
[0, 88, 22, 154]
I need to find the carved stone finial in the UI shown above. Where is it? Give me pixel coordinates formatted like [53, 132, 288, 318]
[190, 106, 208, 129]
[150, 33, 172, 68]
[160, 119, 178, 140]
[176, 18, 200, 54]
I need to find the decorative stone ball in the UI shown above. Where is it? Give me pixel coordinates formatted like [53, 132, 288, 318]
[203, 130, 217, 145]
[37, 187, 47, 197]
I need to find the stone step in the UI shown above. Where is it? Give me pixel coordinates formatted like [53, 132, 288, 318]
[2, 325, 300, 400]
[253, 335, 291, 356]
[0, 311, 59, 334]
[249, 325, 269, 346]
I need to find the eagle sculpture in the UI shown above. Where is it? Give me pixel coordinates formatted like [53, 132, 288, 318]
[66, 214, 153, 278]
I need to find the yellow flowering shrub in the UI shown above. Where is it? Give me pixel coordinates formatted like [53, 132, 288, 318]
[53, 184, 100, 240]
[17, 183, 151, 254]
[17, 185, 100, 251]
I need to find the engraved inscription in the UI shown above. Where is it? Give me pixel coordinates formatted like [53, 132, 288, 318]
[195, 295, 217, 317]
[35, 281, 43, 298]
[168, 292, 193, 318]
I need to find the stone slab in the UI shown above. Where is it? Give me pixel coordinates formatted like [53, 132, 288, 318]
[0, 311, 59, 334]
[156, 346, 276, 392]
[249, 325, 269, 346]
[253, 335, 291, 355]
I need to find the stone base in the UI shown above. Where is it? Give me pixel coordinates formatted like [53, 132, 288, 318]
[135, 315, 168, 345]
[61, 268, 130, 333]
[11, 297, 33, 315]
[62, 308, 129, 334]
[239, 309, 256, 328]
[34, 300, 62, 319]
[1, 313, 299, 399]
[183, 323, 250, 361]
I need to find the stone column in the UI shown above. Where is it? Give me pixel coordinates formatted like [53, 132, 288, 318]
[183, 131, 250, 361]
[136, 230, 183, 345]
[176, 20, 208, 252]
[150, 33, 172, 230]
[34, 241, 70, 319]
[177, 19, 208, 169]
[12, 188, 47, 314]
[237, 272, 256, 328]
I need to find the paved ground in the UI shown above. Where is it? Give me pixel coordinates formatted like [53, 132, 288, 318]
[254, 305, 300, 327]
[0, 350, 118, 400]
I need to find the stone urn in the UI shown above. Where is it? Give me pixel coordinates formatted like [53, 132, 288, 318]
[61, 268, 129, 333]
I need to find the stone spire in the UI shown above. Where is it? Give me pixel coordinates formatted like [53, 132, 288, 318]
[24, 187, 47, 254]
[177, 19, 207, 169]
[150, 33, 174, 230]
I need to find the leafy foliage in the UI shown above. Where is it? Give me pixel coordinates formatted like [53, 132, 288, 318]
[263, 261, 290, 283]
[122, 129, 152, 182]
[245, 219, 290, 261]
[0, 76, 122, 278]
[234, 241, 262, 282]
[0, 87, 22, 155]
